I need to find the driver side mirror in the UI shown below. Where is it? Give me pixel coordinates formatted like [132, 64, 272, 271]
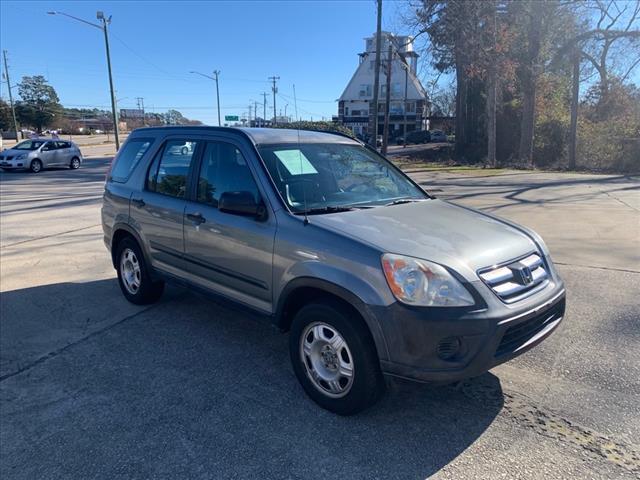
[219, 191, 267, 221]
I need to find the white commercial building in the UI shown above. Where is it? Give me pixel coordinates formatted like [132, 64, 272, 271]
[336, 31, 429, 139]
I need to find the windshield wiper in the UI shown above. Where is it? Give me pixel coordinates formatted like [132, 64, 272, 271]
[385, 198, 424, 206]
[296, 205, 355, 215]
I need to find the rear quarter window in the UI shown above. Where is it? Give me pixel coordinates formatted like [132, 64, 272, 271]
[110, 138, 154, 182]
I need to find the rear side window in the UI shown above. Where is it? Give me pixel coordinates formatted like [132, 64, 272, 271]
[56, 141, 72, 149]
[110, 139, 153, 182]
[147, 140, 199, 199]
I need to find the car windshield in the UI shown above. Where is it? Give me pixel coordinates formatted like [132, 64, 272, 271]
[258, 143, 428, 213]
[14, 140, 44, 150]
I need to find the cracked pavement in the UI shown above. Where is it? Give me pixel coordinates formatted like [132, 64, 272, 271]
[1, 160, 638, 479]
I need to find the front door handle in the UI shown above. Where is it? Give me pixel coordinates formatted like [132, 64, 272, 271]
[186, 212, 206, 225]
[131, 198, 145, 208]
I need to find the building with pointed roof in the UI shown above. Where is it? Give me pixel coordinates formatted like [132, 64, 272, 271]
[335, 31, 429, 140]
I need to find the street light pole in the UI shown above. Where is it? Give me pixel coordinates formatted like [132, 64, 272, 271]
[47, 10, 120, 150]
[190, 70, 222, 126]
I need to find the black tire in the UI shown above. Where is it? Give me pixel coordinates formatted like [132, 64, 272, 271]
[289, 301, 384, 415]
[30, 159, 43, 173]
[181, 146, 189, 155]
[70, 157, 81, 169]
[115, 237, 164, 305]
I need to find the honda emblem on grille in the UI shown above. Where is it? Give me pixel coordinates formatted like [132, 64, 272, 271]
[513, 264, 533, 285]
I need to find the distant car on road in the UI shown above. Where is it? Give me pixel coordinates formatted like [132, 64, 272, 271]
[167, 141, 195, 156]
[429, 130, 448, 143]
[396, 130, 431, 145]
[0, 139, 83, 173]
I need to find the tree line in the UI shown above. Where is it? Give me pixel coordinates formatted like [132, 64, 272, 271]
[412, 0, 640, 172]
[0, 75, 202, 135]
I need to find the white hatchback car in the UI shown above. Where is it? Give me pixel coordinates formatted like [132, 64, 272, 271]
[0, 138, 83, 173]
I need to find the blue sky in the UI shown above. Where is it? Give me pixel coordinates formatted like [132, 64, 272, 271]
[0, 0, 412, 125]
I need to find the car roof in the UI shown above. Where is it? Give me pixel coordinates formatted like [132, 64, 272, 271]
[22, 137, 68, 142]
[130, 126, 360, 146]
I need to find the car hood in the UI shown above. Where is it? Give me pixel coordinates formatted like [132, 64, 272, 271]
[0, 149, 28, 156]
[310, 199, 537, 279]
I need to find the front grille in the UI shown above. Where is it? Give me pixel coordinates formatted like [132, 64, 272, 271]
[495, 298, 565, 357]
[479, 252, 549, 303]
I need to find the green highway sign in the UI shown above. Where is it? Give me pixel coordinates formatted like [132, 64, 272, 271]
[225, 115, 239, 121]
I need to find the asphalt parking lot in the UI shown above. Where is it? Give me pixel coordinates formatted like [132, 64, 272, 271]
[1, 158, 638, 479]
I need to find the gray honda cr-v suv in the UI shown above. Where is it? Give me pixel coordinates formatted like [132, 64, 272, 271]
[102, 126, 565, 415]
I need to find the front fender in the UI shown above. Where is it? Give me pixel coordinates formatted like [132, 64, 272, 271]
[275, 262, 391, 361]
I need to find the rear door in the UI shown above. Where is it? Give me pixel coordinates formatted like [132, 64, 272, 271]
[129, 138, 201, 278]
[183, 138, 276, 313]
[55, 141, 73, 165]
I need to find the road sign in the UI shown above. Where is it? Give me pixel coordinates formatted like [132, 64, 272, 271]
[120, 109, 144, 119]
[225, 115, 239, 121]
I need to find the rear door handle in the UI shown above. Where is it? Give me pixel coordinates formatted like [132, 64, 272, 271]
[186, 212, 206, 224]
[131, 198, 145, 208]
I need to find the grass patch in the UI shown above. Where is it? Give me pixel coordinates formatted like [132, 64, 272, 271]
[392, 158, 511, 176]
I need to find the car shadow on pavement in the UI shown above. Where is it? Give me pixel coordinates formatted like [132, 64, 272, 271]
[1, 279, 504, 479]
[0, 157, 111, 185]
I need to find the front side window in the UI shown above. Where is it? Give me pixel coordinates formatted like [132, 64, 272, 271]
[258, 143, 427, 213]
[147, 140, 199, 198]
[110, 138, 153, 182]
[196, 142, 259, 207]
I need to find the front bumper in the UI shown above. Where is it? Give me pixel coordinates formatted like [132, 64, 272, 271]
[374, 283, 566, 383]
[0, 160, 27, 169]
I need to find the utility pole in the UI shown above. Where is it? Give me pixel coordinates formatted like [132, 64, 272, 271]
[382, 43, 392, 155]
[254, 100, 259, 127]
[262, 92, 268, 127]
[136, 97, 145, 126]
[370, 0, 383, 147]
[213, 70, 221, 126]
[47, 11, 120, 149]
[268, 76, 279, 125]
[403, 63, 408, 148]
[248, 104, 252, 126]
[2, 50, 19, 140]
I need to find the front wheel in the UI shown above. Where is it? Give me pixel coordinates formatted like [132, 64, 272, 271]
[70, 157, 81, 169]
[289, 302, 384, 415]
[30, 159, 42, 173]
[115, 237, 164, 305]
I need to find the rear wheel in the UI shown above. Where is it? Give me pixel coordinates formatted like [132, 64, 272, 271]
[115, 237, 164, 305]
[30, 159, 42, 173]
[70, 157, 81, 169]
[289, 301, 384, 415]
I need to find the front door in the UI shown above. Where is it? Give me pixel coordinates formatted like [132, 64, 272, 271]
[183, 140, 276, 314]
[129, 138, 201, 278]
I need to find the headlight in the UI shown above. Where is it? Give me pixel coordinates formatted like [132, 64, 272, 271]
[15, 154, 27, 160]
[381, 253, 474, 307]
